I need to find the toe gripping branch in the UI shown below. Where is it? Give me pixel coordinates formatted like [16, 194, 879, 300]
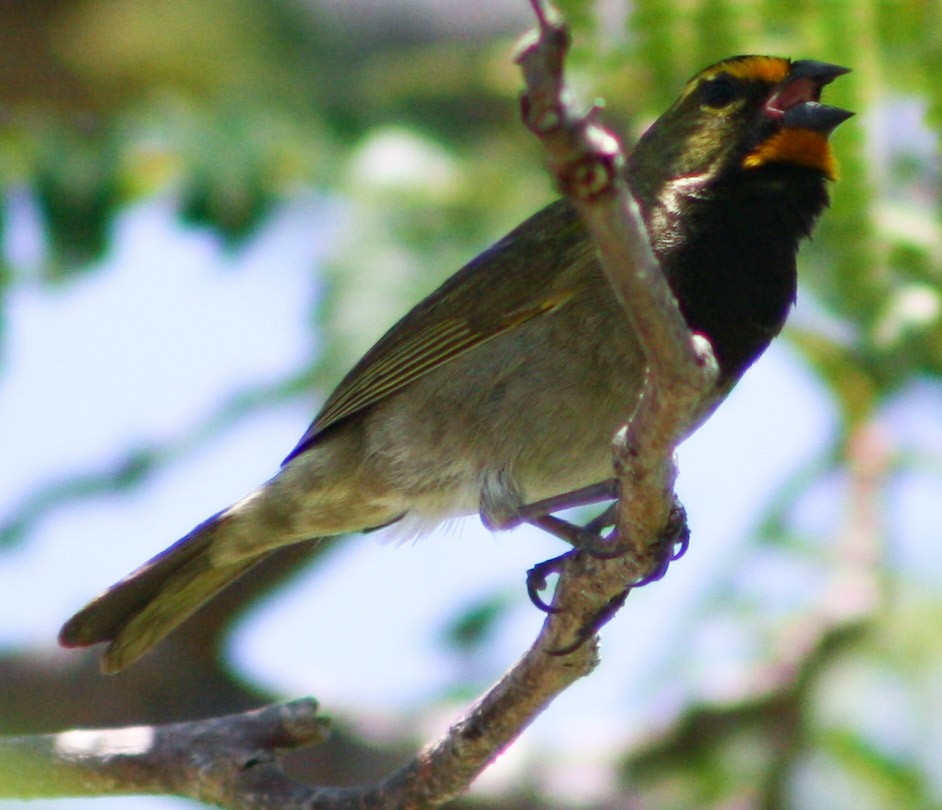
[522, 486, 690, 653]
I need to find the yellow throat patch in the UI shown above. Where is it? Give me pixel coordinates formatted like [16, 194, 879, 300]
[743, 129, 838, 179]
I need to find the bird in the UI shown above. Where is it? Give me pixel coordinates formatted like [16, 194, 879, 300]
[60, 55, 852, 674]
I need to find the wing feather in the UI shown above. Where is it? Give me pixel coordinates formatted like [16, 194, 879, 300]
[284, 199, 595, 462]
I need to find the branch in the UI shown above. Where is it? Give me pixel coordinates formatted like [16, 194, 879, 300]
[0, 699, 329, 805]
[3, 4, 719, 808]
[517, 0, 717, 572]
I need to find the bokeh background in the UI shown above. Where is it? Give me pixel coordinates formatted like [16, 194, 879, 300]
[1, 1, 941, 808]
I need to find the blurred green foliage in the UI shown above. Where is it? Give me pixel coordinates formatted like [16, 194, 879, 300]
[1, 1, 941, 808]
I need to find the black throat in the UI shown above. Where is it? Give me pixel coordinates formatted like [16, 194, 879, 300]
[642, 164, 829, 385]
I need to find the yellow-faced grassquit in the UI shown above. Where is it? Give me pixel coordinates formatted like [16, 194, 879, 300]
[60, 55, 852, 673]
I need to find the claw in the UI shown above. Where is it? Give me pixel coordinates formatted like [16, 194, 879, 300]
[526, 551, 575, 613]
[632, 500, 690, 587]
[632, 552, 672, 588]
[664, 498, 690, 561]
[670, 526, 690, 561]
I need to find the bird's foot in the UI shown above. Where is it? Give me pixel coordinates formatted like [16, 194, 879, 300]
[525, 497, 690, 613]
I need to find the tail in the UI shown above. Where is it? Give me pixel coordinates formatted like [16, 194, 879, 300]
[59, 511, 266, 674]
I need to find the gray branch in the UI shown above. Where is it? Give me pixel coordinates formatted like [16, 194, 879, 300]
[0, 700, 329, 805]
[516, 0, 717, 597]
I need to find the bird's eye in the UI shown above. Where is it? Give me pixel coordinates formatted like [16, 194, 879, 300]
[700, 76, 738, 108]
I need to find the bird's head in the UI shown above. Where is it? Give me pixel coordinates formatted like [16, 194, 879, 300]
[629, 55, 853, 204]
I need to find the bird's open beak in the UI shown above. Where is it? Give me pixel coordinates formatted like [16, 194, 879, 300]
[768, 60, 854, 136]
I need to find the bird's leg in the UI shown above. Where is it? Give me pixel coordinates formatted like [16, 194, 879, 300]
[480, 475, 621, 612]
[522, 481, 635, 561]
[513, 480, 619, 524]
[489, 478, 622, 555]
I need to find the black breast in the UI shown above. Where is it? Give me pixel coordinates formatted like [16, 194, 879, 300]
[651, 164, 829, 384]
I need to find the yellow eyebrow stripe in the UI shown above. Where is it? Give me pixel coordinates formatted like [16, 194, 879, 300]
[678, 56, 791, 105]
[701, 56, 791, 84]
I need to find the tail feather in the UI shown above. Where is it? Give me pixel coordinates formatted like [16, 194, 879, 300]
[59, 512, 263, 674]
